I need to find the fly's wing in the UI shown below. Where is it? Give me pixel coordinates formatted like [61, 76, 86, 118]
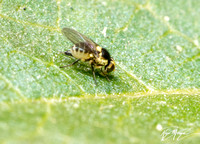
[62, 28, 98, 55]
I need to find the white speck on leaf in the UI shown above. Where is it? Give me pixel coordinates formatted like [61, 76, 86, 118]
[165, 56, 171, 62]
[102, 1, 107, 6]
[102, 27, 107, 38]
[174, 106, 177, 109]
[156, 124, 163, 131]
[123, 27, 128, 31]
[164, 16, 170, 21]
[176, 45, 182, 52]
[37, 75, 41, 79]
[100, 105, 114, 110]
[73, 103, 79, 108]
[67, 3, 71, 6]
[159, 101, 167, 105]
[193, 39, 199, 46]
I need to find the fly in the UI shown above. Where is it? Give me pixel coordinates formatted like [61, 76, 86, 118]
[60, 27, 115, 85]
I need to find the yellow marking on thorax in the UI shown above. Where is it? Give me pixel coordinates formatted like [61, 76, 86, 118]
[96, 46, 102, 52]
[96, 57, 108, 65]
[89, 54, 93, 57]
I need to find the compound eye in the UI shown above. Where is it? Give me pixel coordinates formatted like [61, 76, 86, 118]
[107, 63, 115, 72]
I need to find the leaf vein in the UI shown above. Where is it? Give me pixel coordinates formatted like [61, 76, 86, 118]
[144, 2, 200, 49]
[114, 63, 154, 91]
[0, 73, 26, 100]
[3, 89, 200, 104]
[0, 14, 60, 32]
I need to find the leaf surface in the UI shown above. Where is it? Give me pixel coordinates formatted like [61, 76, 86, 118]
[0, 0, 200, 143]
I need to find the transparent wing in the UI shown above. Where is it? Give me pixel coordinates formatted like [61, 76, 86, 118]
[62, 28, 98, 54]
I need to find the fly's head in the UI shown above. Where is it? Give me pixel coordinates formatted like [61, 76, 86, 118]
[100, 48, 115, 75]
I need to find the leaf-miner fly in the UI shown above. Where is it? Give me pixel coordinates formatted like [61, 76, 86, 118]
[60, 28, 115, 86]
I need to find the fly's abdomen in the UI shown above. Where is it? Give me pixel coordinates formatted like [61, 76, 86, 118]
[71, 46, 91, 60]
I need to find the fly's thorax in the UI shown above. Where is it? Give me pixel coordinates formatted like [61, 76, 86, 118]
[95, 57, 108, 66]
[94, 46, 110, 66]
[91, 59, 104, 69]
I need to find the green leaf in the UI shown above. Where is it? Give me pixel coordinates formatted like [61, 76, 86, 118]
[0, 0, 199, 143]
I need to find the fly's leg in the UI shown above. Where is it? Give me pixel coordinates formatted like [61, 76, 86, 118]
[60, 49, 77, 68]
[101, 69, 110, 82]
[105, 75, 110, 82]
[64, 50, 72, 56]
[60, 59, 80, 68]
[59, 50, 72, 56]
[91, 64, 97, 86]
